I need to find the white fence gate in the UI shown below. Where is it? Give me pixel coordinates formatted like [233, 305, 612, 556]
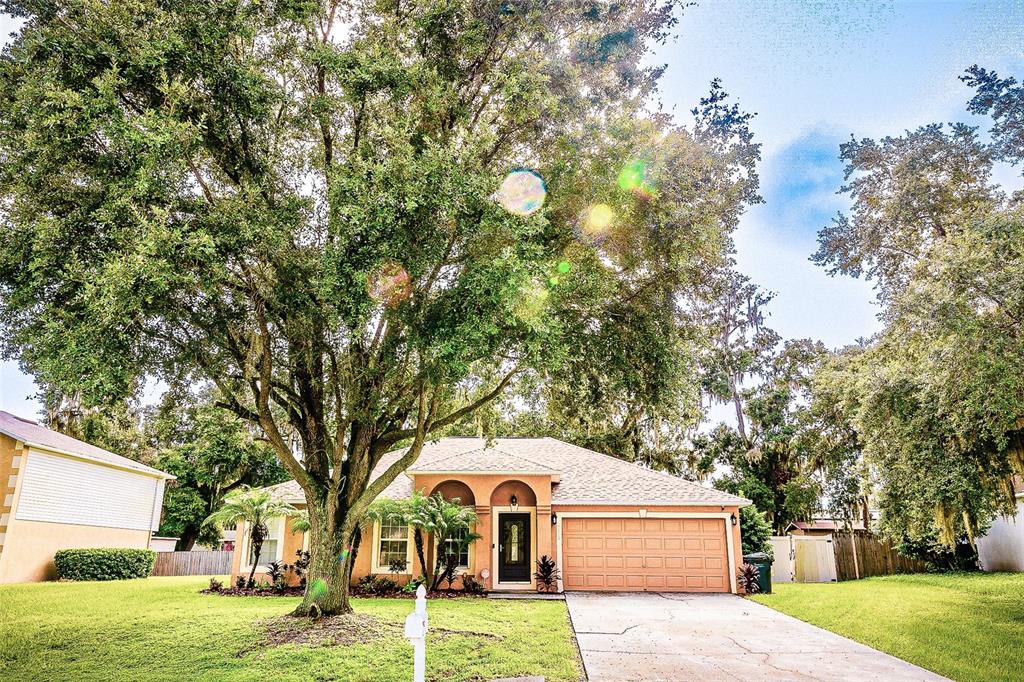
[769, 535, 838, 583]
[769, 536, 794, 583]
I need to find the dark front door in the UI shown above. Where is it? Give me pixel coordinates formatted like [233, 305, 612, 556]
[498, 513, 531, 583]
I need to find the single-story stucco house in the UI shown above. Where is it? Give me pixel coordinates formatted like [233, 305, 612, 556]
[977, 477, 1024, 572]
[230, 437, 750, 593]
[0, 411, 174, 583]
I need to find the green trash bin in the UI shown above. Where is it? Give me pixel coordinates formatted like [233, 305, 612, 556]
[742, 551, 772, 594]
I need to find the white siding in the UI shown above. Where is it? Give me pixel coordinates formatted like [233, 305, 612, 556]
[15, 450, 161, 531]
[977, 500, 1024, 572]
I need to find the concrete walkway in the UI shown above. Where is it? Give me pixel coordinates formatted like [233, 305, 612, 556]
[565, 592, 950, 681]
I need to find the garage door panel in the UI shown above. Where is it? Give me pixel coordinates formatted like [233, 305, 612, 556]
[562, 516, 730, 593]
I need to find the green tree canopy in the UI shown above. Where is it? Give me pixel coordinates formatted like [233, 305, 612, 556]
[151, 389, 289, 549]
[0, 0, 719, 614]
[810, 67, 1024, 549]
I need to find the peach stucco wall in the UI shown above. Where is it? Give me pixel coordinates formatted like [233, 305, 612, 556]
[229, 476, 744, 593]
[0, 433, 23, 562]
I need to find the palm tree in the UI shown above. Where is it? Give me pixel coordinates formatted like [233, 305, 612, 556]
[365, 495, 425, 577]
[291, 509, 311, 534]
[205, 486, 299, 587]
[403, 492, 433, 579]
[419, 494, 480, 590]
[363, 492, 479, 587]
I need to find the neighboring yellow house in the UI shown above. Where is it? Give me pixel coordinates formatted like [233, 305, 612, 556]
[0, 411, 174, 583]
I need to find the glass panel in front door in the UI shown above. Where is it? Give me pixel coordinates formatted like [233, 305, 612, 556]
[500, 514, 530, 582]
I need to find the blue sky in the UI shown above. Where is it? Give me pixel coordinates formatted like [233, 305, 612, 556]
[2, 2, 1024, 420]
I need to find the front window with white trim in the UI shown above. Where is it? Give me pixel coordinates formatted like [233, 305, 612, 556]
[443, 527, 472, 569]
[376, 519, 410, 571]
[245, 518, 282, 569]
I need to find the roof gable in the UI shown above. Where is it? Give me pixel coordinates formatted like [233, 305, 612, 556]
[0, 411, 172, 479]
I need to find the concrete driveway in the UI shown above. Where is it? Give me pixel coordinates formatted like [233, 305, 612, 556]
[565, 592, 949, 681]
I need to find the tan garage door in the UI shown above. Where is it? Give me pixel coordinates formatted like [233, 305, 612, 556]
[561, 517, 730, 592]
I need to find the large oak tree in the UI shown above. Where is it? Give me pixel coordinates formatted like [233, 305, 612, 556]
[0, 0, 739, 614]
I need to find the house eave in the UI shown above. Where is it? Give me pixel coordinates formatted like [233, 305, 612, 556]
[552, 498, 751, 507]
[1, 433, 176, 480]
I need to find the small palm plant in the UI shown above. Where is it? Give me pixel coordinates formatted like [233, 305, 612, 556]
[424, 494, 481, 590]
[205, 486, 299, 588]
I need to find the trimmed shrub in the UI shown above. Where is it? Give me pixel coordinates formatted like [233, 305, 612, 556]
[54, 548, 157, 581]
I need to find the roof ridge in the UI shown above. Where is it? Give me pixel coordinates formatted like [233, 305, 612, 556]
[488, 442, 557, 471]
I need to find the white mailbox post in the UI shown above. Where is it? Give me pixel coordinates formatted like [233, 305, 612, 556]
[404, 584, 429, 682]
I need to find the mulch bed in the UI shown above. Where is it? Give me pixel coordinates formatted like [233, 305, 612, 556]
[203, 586, 488, 599]
[235, 611, 504, 657]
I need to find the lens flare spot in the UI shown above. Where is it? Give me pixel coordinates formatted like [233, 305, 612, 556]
[338, 548, 351, 564]
[494, 169, 547, 216]
[513, 280, 550, 327]
[548, 276, 560, 286]
[367, 262, 412, 306]
[576, 203, 615, 245]
[618, 158, 656, 195]
[557, 261, 571, 274]
[310, 578, 328, 599]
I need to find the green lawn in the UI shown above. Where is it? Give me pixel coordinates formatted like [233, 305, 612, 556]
[0, 576, 582, 682]
[751, 572, 1024, 682]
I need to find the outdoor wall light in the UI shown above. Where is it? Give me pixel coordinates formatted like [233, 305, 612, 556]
[551, 512, 558, 525]
[510, 494, 518, 510]
[731, 513, 738, 526]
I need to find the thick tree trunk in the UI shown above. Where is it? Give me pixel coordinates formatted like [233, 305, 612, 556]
[292, 501, 358, 617]
[178, 528, 198, 551]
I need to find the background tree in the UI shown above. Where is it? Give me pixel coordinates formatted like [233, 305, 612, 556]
[809, 68, 1024, 553]
[151, 389, 289, 549]
[709, 339, 827, 533]
[38, 385, 153, 463]
[0, 0, 709, 615]
[696, 266, 779, 441]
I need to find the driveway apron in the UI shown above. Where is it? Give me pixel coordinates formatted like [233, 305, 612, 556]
[565, 592, 950, 681]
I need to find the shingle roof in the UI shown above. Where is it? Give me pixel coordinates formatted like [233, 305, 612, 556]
[409, 447, 557, 474]
[0, 410, 173, 479]
[264, 437, 748, 507]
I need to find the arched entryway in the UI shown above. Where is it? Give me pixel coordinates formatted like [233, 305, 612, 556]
[490, 480, 538, 588]
[429, 480, 476, 506]
[426, 480, 478, 583]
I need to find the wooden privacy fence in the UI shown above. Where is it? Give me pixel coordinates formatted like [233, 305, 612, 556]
[770, 533, 928, 583]
[831, 532, 928, 581]
[152, 551, 233, 577]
